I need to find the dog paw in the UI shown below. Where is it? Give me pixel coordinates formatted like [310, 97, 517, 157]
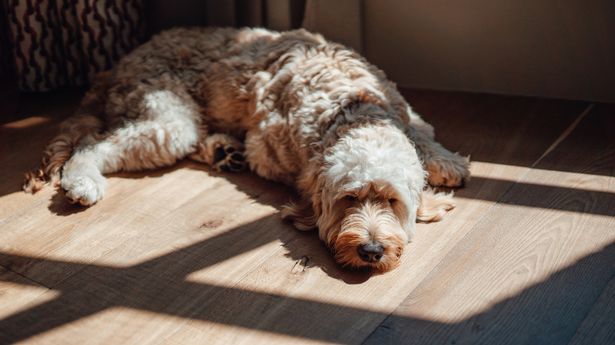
[61, 172, 106, 206]
[189, 133, 247, 172]
[418, 189, 455, 222]
[426, 154, 470, 188]
[213, 144, 247, 172]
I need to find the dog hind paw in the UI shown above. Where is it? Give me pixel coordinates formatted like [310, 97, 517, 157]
[213, 144, 247, 172]
[189, 133, 247, 172]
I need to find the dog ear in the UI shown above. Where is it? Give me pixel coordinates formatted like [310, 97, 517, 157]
[281, 198, 317, 231]
[417, 188, 455, 222]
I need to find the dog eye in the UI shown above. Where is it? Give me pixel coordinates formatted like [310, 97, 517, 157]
[388, 198, 397, 204]
[344, 195, 357, 202]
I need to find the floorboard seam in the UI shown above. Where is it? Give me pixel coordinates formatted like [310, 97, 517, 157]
[488, 102, 595, 214]
[0, 263, 52, 289]
[532, 103, 594, 168]
[565, 273, 615, 345]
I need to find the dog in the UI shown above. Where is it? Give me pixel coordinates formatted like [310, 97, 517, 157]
[24, 27, 470, 272]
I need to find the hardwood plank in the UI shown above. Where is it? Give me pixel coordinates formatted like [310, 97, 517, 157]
[567, 276, 615, 345]
[0, 91, 589, 344]
[403, 89, 592, 172]
[365, 105, 615, 345]
[0, 215, 292, 344]
[0, 267, 54, 321]
[0, 164, 290, 285]
[155, 95, 589, 344]
[0, 169, 300, 344]
[458, 176, 615, 215]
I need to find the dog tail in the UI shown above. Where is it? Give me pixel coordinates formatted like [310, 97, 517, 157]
[417, 188, 456, 222]
[23, 72, 111, 193]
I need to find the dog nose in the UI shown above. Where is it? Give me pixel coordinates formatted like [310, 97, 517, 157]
[357, 243, 384, 263]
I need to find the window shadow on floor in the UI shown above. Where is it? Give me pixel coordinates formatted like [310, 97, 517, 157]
[0, 215, 612, 344]
[1, 89, 614, 342]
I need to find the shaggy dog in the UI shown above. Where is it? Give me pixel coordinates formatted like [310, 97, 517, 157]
[24, 27, 470, 272]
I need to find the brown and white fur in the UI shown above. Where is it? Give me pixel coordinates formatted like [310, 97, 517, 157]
[24, 27, 470, 272]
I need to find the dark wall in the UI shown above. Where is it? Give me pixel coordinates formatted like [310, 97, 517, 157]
[364, 0, 615, 102]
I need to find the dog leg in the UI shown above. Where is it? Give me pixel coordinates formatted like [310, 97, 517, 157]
[406, 120, 470, 188]
[189, 133, 247, 172]
[24, 73, 112, 194]
[61, 90, 202, 206]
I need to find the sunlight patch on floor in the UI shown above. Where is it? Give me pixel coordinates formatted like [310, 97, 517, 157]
[392, 221, 615, 323]
[469, 161, 615, 193]
[0, 280, 59, 319]
[183, 238, 286, 286]
[26, 306, 327, 345]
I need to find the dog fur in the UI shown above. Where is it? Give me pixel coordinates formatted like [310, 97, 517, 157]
[24, 27, 470, 272]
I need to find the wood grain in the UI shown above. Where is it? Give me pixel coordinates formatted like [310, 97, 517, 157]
[568, 276, 615, 345]
[0, 90, 608, 344]
[402, 89, 588, 168]
[365, 105, 615, 345]
[0, 267, 53, 320]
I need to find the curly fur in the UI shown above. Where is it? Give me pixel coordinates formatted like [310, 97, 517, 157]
[24, 27, 470, 272]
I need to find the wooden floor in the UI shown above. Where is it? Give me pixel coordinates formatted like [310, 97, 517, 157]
[0, 89, 613, 345]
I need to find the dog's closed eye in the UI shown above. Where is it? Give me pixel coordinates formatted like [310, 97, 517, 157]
[343, 194, 358, 202]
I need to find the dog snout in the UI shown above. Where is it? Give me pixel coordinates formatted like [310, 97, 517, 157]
[357, 242, 384, 263]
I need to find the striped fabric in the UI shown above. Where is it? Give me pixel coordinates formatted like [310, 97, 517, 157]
[5, 0, 146, 91]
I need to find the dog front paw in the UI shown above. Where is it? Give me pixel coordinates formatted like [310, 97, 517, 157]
[61, 172, 106, 206]
[426, 153, 470, 188]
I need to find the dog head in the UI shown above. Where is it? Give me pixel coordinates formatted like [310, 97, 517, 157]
[323, 180, 414, 272]
[283, 123, 426, 272]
